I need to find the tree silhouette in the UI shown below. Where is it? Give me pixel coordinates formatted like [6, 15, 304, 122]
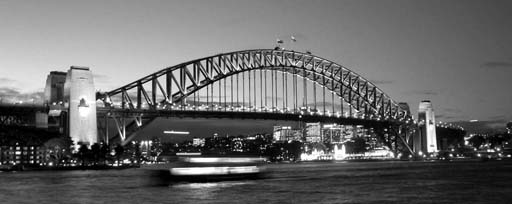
[77, 144, 90, 166]
[134, 142, 142, 164]
[468, 135, 485, 149]
[114, 144, 124, 165]
[90, 143, 101, 166]
[345, 137, 368, 154]
[99, 144, 110, 165]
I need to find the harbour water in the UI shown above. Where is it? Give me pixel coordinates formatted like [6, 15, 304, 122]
[1, 160, 511, 204]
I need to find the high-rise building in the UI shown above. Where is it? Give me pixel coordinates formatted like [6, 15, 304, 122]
[415, 100, 437, 154]
[63, 66, 97, 148]
[288, 130, 303, 141]
[273, 126, 292, 141]
[305, 123, 321, 143]
[322, 124, 343, 143]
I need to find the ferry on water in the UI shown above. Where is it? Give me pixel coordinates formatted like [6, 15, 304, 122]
[145, 153, 268, 182]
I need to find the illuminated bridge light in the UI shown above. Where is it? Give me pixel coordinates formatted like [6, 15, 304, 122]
[164, 131, 190, 135]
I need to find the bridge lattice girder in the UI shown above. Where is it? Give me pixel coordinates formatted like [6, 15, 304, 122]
[102, 49, 409, 121]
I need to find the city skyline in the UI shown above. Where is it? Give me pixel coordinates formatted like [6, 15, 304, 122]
[1, 0, 511, 131]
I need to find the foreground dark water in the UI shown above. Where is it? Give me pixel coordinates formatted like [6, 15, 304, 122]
[1, 160, 511, 204]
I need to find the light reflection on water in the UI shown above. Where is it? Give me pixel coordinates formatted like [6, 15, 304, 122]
[171, 181, 253, 201]
[173, 181, 253, 189]
[0, 161, 512, 203]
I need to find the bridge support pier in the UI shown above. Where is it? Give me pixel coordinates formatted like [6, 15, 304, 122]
[96, 111, 156, 146]
[374, 123, 414, 158]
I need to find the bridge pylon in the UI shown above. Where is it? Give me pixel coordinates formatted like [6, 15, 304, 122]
[63, 66, 98, 149]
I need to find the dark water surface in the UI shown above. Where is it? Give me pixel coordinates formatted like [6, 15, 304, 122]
[1, 161, 511, 204]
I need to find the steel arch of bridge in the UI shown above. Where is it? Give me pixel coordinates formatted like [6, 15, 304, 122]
[101, 49, 409, 121]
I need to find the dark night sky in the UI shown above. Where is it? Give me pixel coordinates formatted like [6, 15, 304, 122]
[1, 0, 511, 135]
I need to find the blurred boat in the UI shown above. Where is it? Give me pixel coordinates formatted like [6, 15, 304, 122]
[145, 153, 268, 182]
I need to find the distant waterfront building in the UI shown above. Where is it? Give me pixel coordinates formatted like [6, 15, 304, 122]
[289, 130, 303, 141]
[507, 122, 512, 134]
[321, 124, 342, 143]
[193, 138, 205, 147]
[343, 125, 356, 139]
[415, 100, 438, 154]
[140, 140, 153, 157]
[273, 126, 292, 141]
[0, 144, 42, 165]
[305, 123, 321, 143]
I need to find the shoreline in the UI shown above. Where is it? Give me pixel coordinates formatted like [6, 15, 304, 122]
[0, 164, 140, 172]
[3, 157, 510, 172]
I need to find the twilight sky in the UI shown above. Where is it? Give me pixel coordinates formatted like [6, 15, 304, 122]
[1, 0, 511, 132]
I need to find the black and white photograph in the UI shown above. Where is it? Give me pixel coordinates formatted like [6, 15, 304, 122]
[1, 0, 511, 203]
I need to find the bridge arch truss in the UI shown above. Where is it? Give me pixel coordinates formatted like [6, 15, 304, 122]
[102, 49, 408, 122]
[98, 49, 414, 153]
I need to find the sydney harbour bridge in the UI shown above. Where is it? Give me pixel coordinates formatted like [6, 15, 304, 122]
[95, 49, 415, 153]
[1, 49, 424, 155]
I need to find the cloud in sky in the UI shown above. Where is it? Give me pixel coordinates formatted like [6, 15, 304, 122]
[0, 77, 44, 104]
[0, 87, 19, 96]
[488, 115, 508, 121]
[0, 86, 44, 104]
[437, 108, 466, 121]
[481, 61, 512, 70]
[453, 117, 510, 134]
[0, 77, 16, 85]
